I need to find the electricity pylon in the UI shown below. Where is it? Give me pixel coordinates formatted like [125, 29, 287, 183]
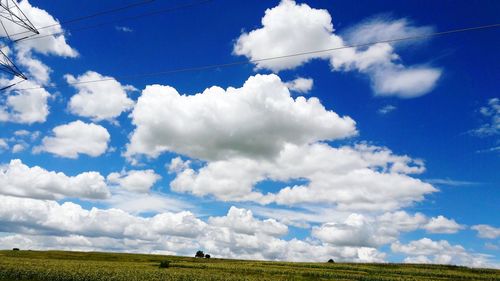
[0, 0, 39, 90]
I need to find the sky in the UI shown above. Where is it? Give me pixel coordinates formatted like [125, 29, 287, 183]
[0, 0, 499, 267]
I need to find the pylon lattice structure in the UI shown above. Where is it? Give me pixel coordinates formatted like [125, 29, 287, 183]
[0, 0, 39, 89]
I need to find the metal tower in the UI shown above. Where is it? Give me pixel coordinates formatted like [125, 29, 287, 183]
[0, 0, 39, 89]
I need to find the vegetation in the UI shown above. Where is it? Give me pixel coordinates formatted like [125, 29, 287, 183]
[0, 250, 499, 281]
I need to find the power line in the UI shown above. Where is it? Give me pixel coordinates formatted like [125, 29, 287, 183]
[14, 0, 213, 42]
[9, 22, 500, 92]
[1, 0, 155, 40]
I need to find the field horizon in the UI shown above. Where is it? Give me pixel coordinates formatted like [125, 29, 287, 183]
[1, 249, 499, 281]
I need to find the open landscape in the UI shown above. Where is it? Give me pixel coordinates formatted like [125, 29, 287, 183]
[0, 250, 499, 281]
[0, 0, 499, 278]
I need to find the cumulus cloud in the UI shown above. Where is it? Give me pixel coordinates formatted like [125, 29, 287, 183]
[233, 0, 441, 98]
[0, 0, 79, 123]
[35, 120, 110, 158]
[472, 225, 500, 239]
[311, 211, 463, 248]
[312, 214, 379, 247]
[0, 82, 51, 124]
[0, 159, 110, 200]
[208, 206, 288, 237]
[11, 0, 78, 57]
[107, 169, 161, 193]
[170, 143, 434, 211]
[126, 74, 356, 161]
[66, 71, 135, 121]
[285, 77, 313, 93]
[423, 216, 464, 234]
[0, 195, 385, 262]
[105, 190, 192, 215]
[392, 238, 497, 268]
[0, 139, 8, 151]
[11, 143, 25, 153]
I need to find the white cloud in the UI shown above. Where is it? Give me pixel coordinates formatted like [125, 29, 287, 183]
[66, 71, 135, 121]
[0, 159, 110, 200]
[233, 0, 441, 98]
[378, 105, 396, 115]
[285, 77, 313, 93]
[12, 0, 78, 57]
[126, 74, 356, 161]
[312, 214, 379, 247]
[105, 190, 192, 215]
[170, 143, 434, 211]
[472, 98, 500, 137]
[0, 139, 8, 151]
[423, 215, 464, 234]
[208, 206, 288, 237]
[11, 143, 25, 153]
[392, 238, 497, 268]
[35, 120, 110, 158]
[0, 82, 51, 124]
[0, 195, 385, 262]
[472, 225, 500, 239]
[343, 17, 434, 46]
[107, 169, 161, 193]
[167, 157, 191, 174]
[115, 26, 133, 33]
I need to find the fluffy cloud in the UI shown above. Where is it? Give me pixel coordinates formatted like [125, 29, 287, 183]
[170, 143, 434, 211]
[233, 0, 441, 98]
[126, 74, 356, 161]
[392, 238, 497, 268]
[105, 190, 192, 215]
[0, 82, 50, 124]
[285, 77, 313, 93]
[423, 216, 464, 234]
[0, 195, 385, 262]
[66, 71, 135, 121]
[472, 225, 500, 239]
[0, 0, 79, 123]
[35, 120, 110, 158]
[312, 212, 463, 248]
[312, 214, 379, 247]
[0, 139, 8, 152]
[107, 170, 161, 193]
[208, 206, 288, 237]
[12, 0, 78, 57]
[0, 159, 110, 200]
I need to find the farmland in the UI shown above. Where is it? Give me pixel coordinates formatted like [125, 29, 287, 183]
[0, 250, 499, 281]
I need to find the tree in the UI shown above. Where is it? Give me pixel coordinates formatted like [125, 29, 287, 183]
[327, 259, 334, 263]
[159, 260, 170, 268]
[205, 254, 211, 259]
[195, 250, 205, 258]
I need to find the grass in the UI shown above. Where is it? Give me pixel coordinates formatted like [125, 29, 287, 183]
[0, 250, 499, 281]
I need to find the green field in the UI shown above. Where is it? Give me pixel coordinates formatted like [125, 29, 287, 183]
[0, 250, 499, 281]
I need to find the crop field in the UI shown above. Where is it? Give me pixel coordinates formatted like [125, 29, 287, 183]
[0, 250, 499, 281]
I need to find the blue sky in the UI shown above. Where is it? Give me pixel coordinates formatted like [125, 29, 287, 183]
[0, 0, 499, 266]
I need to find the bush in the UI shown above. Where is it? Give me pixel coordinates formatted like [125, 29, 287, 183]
[12, 248, 19, 251]
[195, 250, 205, 258]
[159, 260, 170, 268]
[327, 259, 334, 263]
[205, 254, 211, 259]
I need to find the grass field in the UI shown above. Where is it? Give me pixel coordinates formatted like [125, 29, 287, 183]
[0, 250, 499, 281]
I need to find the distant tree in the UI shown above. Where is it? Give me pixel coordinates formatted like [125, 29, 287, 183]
[205, 254, 211, 259]
[159, 260, 170, 268]
[195, 250, 205, 258]
[328, 259, 334, 263]
[12, 248, 19, 251]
